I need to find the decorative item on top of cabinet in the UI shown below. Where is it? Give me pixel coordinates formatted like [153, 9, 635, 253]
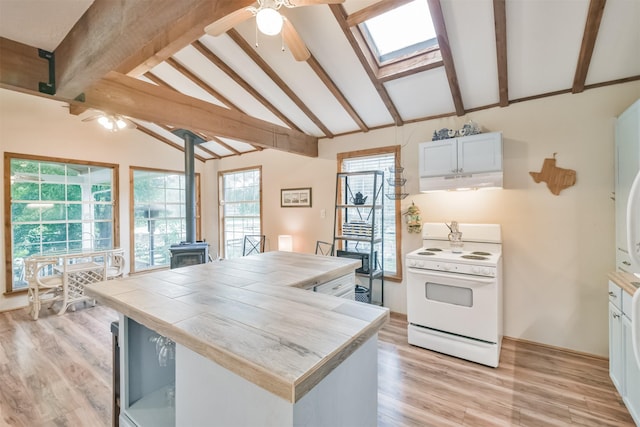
[529, 153, 576, 195]
[432, 121, 482, 141]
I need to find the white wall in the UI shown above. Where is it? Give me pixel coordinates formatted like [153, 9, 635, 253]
[0, 89, 209, 308]
[2, 83, 639, 356]
[216, 82, 640, 356]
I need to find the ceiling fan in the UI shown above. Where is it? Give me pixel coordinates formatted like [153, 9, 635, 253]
[82, 112, 137, 132]
[204, 0, 344, 61]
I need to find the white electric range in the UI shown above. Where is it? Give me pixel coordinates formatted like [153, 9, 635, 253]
[406, 223, 503, 367]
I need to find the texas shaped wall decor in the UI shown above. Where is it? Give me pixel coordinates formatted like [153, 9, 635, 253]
[529, 153, 577, 196]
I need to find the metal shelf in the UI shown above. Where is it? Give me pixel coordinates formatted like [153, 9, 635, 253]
[333, 170, 384, 306]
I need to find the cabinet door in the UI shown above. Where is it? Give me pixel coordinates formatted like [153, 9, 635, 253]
[457, 132, 503, 174]
[622, 314, 640, 424]
[615, 101, 640, 257]
[609, 302, 623, 392]
[419, 139, 457, 177]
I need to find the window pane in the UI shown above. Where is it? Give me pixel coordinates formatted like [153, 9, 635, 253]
[342, 154, 398, 276]
[132, 169, 196, 272]
[8, 157, 116, 292]
[220, 168, 261, 259]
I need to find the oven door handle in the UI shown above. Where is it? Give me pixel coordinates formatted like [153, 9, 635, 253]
[408, 268, 496, 284]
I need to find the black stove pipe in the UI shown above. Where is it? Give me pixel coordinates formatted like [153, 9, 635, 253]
[172, 129, 206, 243]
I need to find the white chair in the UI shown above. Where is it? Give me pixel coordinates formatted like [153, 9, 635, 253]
[106, 248, 126, 280]
[25, 256, 64, 320]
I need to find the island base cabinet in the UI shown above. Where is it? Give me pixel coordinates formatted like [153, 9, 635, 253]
[176, 335, 379, 427]
[120, 315, 176, 427]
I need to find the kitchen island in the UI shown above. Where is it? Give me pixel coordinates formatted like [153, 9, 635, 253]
[85, 251, 389, 427]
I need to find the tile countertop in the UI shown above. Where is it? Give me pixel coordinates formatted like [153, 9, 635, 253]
[85, 251, 389, 403]
[609, 271, 640, 296]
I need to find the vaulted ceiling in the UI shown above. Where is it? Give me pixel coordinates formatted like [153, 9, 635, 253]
[1, 0, 638, 162]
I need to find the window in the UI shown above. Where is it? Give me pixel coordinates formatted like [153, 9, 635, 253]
[219, 167, 262, 259]
[338, 147, 402, 280]
[360, 0, 437, 65]
[131, 168, 200, 272]
[5, 154, 118, 293]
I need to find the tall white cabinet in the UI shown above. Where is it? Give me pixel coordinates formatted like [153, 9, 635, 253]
[615, 100, 640, 272]
[610, 99, 640, 426]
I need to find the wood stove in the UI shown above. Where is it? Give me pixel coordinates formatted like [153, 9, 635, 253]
[169, 241, 209, 269]
[168, 129, 209, 269]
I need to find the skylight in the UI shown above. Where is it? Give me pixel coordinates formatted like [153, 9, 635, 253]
[361, 0, 438, 64]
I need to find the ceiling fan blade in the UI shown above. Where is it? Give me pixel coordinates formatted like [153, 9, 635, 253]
[81, 115, 101, 122]
[204, 8, 255, 36]
[282, 18, 310, 61]
[287, 0, 345, 6]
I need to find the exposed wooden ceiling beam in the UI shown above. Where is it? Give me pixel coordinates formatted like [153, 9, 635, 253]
[54, 0, 255, 98]
[191, 40, 303, 132]
[377, 50, 443, 83]
[573, 0, 607, 94]
[493, 0, 509, 107]
[164, 57, 242, 111]
[135, 123, 207, 163]
[0, 38, 49, 92]
[428, 0, 465, 116]
[146, 70, 260, 154]
[78, 71, 317, 157]
[329, 4, 403, 126]
[307, 55, 369, 132]
[346, 0, 414, 27]
[226, 29, 334, 138]
[160, 125, 222, 160]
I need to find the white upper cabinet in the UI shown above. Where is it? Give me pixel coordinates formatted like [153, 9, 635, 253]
[419, 132, 503, 192]
[419, 139, 458, 177]
[419, 132, 502, 178]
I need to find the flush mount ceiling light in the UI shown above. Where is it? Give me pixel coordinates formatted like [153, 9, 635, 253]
[204, 0, 344, 61]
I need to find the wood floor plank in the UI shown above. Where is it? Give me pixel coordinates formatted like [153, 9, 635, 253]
[0, 307, 635, 426]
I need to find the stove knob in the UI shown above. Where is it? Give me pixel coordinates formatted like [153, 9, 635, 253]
[471, 266, 481, 275]
[417, 261, 425, 268]
[442, 263, 452, 271]
[408, 259, 416, 267]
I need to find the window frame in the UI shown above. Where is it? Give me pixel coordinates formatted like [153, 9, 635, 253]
[218, 166, 263, 259]
[358, 0, 438, 67]
[348, 0, 442, 81]
[4, 152, 119, 294]
[129, 166, 201, 274]
[337, 146, 403, 282]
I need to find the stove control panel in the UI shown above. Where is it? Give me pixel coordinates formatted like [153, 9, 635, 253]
[407, 258, 497, 277]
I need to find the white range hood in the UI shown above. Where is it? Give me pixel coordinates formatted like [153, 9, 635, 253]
[420, 170, 503, 192]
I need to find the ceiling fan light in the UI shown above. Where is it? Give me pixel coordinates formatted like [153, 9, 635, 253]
[97, 116, 109, 127]
[256, 8, 283, 36]
[116, 118, 127, 129]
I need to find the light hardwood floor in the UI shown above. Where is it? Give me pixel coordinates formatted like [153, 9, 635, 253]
[0, 306, 635, 426]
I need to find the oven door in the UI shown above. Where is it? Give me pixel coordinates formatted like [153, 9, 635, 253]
[407, 267, 499, 343]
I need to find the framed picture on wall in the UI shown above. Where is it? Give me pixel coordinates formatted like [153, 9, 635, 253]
[281, 188, 312, 207]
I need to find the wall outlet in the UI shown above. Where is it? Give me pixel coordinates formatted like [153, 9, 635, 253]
[320, 208, 326, 219]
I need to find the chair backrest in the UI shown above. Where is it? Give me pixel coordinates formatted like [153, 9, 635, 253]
[243, 235, 266, 256]
[24, 256, 62, 288]
[315, 241, 334, 256]
[106, 248, 126, 279]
